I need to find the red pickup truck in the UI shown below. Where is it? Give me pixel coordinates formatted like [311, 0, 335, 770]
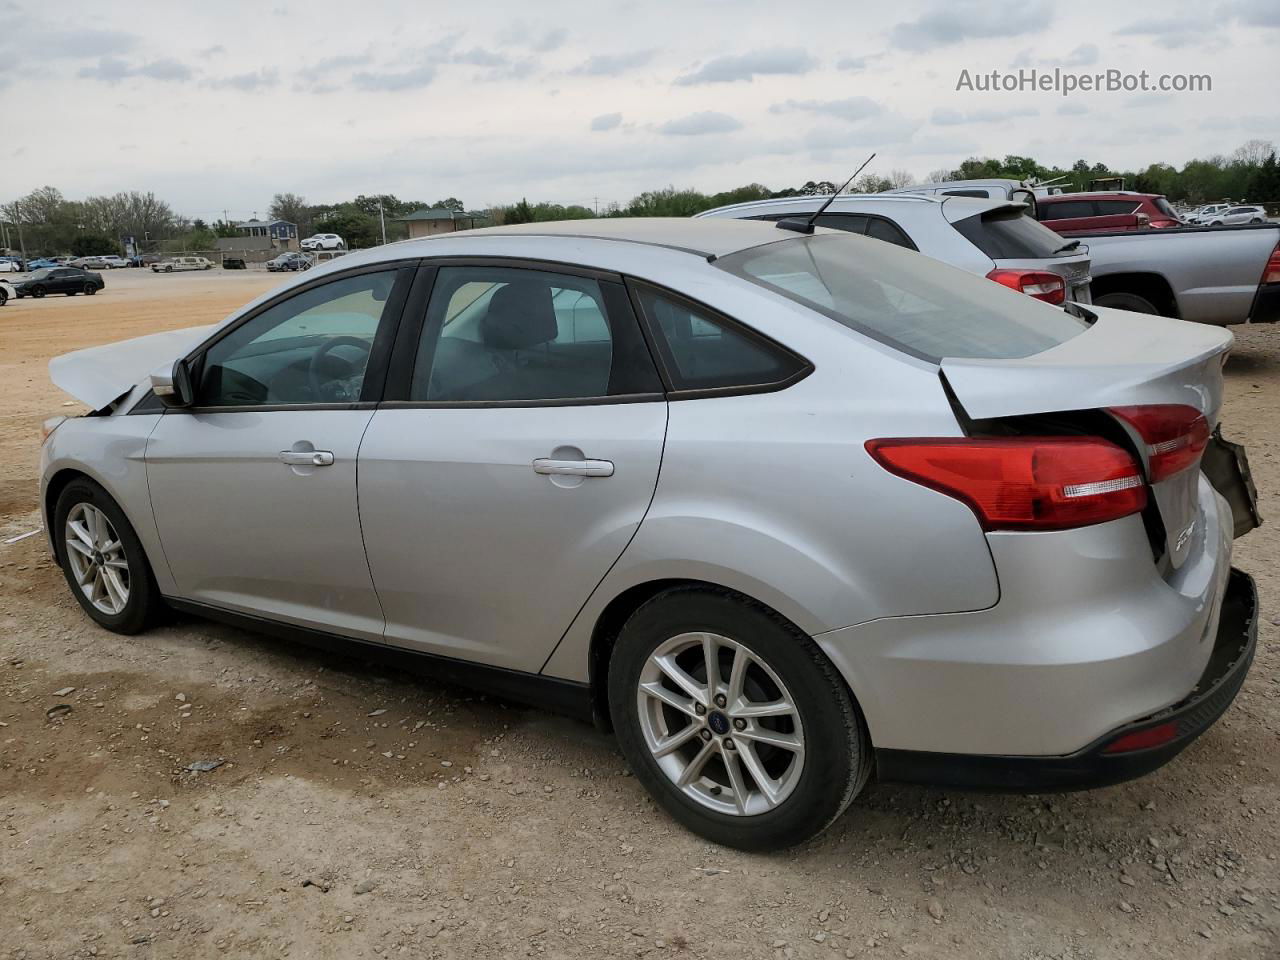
[1036, 191, 1181, 235]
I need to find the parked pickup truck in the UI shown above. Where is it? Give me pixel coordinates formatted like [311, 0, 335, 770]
[1079, 223, 1280, 325]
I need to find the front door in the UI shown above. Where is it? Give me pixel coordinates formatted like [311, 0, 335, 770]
[146, 266, 412, 639]
[359, 263, 668, 672]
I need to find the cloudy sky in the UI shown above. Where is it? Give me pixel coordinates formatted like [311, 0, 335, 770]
[3, 0, 1277, 218]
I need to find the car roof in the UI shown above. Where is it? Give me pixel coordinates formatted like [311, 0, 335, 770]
[420, 216, 806, 259]
[1040, 191, 1158, 200]
[697, 193, 1010, 219]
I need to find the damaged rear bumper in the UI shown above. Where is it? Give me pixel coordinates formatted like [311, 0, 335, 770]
[875, 568, 1257, 792]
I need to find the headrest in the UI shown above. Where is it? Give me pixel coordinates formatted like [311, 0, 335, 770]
[481, 281, 558, 349]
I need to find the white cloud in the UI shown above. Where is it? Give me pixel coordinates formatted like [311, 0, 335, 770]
[674, 48, 818, 85]
[889, 1, 1053, 51]
[590, 112, 623, 132]
[657, 111, 743, 135]
[571, 50, 654, 76]
[770, 97, 882, 123]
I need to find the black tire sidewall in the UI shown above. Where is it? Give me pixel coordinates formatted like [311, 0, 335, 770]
[1094, 291, 1159, 314]
[54, 479, 158, 634]
[31, 285, 45, 298]
[608, 587, 867, 851]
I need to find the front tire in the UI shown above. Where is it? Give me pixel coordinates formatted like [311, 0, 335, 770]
[54, 478, 162, 634]
[608, 586, 871, 851]
[30, 284, 46, 298]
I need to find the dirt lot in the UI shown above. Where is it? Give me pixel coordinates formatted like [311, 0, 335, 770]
[1, 270, 1277, 959]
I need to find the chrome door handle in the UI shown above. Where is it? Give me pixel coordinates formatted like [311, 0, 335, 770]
[532, 457, 614, 478]
[279, 450, 335, 466]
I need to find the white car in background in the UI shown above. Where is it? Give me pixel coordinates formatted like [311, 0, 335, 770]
[1185, 204, 1231, 224]
[0, 277, 14, 305]
[1205, 205, 1268, 227]
[301, 233, 345, 251]
[0, 257, 23, 273]
[100, 255, 131, 269]
[152, 256, 214, 273]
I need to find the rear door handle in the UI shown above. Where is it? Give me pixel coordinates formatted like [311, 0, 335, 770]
[532, 457, 614, 478]
[279, 450, 335, 466]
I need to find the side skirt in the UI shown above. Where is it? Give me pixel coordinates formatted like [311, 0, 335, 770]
[164, 598, 595, 723]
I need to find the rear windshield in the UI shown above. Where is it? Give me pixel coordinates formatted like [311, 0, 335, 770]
[951, 208, 1072, 260]
[716, 233, 1088, 362]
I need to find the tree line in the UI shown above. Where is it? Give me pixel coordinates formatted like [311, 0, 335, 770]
[3, 139, 1275, 256]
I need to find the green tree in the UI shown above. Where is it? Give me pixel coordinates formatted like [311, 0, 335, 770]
[69, 233, 117, 256]
[268, 192, 311, 232]
[503, 198, 536, 224]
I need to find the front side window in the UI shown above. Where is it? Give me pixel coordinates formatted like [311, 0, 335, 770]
[198, 270, 401, 406]
[632, 285, 807, 392]
[410, 265, 659, 402]
[717, 233, 1088, 362]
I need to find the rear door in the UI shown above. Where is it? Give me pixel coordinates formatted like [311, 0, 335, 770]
[357, 262, 668, 672]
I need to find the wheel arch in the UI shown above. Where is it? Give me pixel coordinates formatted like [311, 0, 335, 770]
[1090, 271, 1179, 317]
[583, 578, 830, 734]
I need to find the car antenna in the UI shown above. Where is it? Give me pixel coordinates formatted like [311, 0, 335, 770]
[776, 152, 877, 235]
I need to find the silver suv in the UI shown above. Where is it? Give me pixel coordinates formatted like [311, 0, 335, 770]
[697, 194, 1092, 305]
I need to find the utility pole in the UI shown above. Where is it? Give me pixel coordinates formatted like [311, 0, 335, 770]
[378, 198, 387, 245]
[593, 196, 599, 216]
[13, 202, 26, 264]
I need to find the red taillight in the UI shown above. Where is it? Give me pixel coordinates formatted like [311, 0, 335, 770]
[1261, 241, 1280, 285]
[1108, 405, 1210, 483]
[985, 269, 1066, 305]
[865, 437, 1147, 532]
[1149, 219, 1180, 229]
[1103, 721, 1178, 754]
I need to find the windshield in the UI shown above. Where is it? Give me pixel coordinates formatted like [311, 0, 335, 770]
[1153, 197, 1178, 218]
[30, 269, 53, 279]
[716, 233, 1088, 362]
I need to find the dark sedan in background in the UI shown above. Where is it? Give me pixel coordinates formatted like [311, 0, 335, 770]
[13, 267, 105, 298]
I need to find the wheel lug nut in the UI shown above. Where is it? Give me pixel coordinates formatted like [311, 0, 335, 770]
[714, 694, 727, 708]
[723, 738, 736, 750]
[694, 703, 706, 716]
[733, 718, 746, 731]
[699, 729, 712, 741]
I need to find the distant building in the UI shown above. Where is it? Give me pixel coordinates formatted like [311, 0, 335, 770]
[394, 208, 484, 239]
[235, 219, 299, 250]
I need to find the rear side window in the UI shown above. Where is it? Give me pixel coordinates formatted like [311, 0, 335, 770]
[863, 217, 915, 248]
[1094, 200, 1141, 215]
[717, 233, 1088, 362]
[631, 284, 808, 393]
[1038, 200, 1095, 220]
[410, 266, 660, 403]
[952, 209, 1072, 259]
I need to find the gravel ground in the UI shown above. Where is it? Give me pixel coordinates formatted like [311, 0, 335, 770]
[1, 273, 1277, 959]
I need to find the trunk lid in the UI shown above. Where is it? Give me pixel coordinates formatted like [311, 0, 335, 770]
[941, 306, 1233, 568]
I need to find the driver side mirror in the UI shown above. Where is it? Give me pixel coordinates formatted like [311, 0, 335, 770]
[150, 358, 195, 408]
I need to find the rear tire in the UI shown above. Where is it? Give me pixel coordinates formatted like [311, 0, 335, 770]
[608, 586, 871, 851]
[85, 284, 97, 295]
[1094, 291, 1159, 315]
[54, 478, 162, 635]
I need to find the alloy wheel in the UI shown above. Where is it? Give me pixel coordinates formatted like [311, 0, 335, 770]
[64, 503, 130, 615]
[636, 632, 805, 816]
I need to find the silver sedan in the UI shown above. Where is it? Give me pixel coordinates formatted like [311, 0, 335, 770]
[40, 218, 1259, 850]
